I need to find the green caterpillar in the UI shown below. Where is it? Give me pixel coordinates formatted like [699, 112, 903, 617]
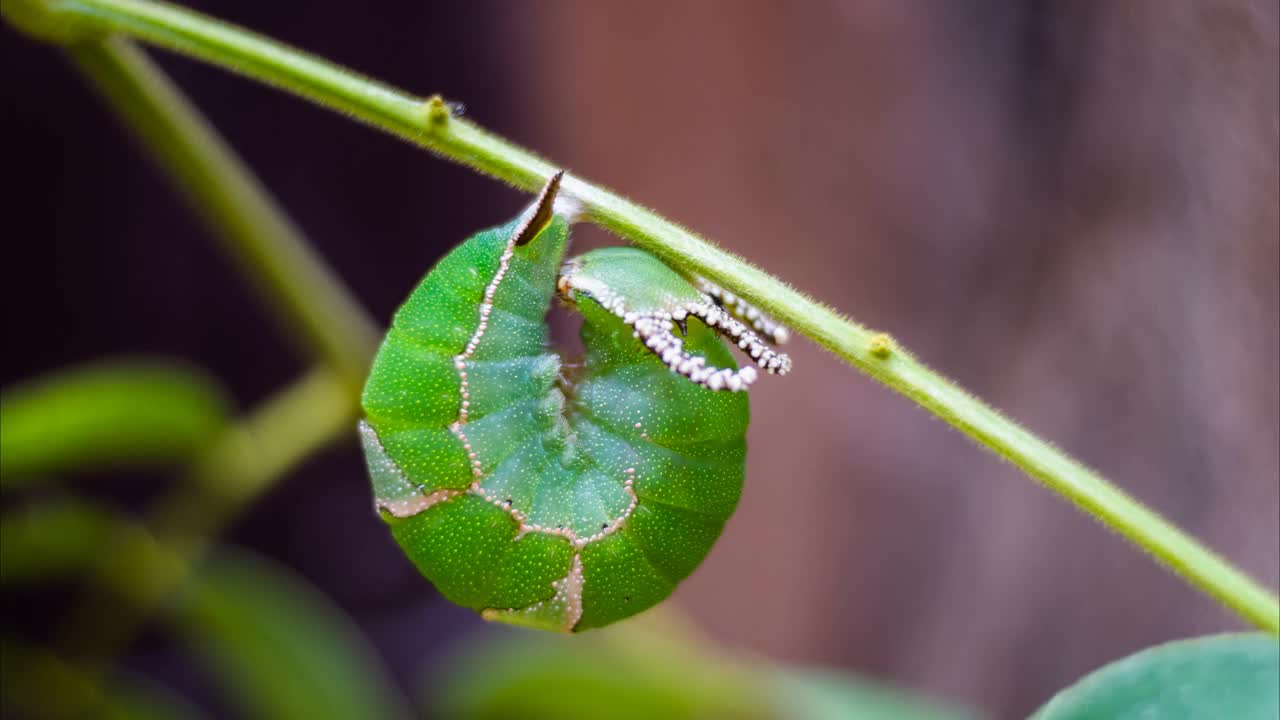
[360, 173, 790, 631]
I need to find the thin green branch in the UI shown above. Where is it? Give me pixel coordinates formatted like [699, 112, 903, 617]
[8, 0, 1278, 631]
[65, 36, 378, 391]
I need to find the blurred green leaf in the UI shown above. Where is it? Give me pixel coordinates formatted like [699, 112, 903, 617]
[773, 667, 976, 720]
[173, 549, 413, 720]
[430, 612, 768, 720]
[1, 638, 209, 719]
[1033, 633, 1279, 719]
[429, 611, 975, 720]
[0, 360, 230, 490]
[0, 498, 120, 583]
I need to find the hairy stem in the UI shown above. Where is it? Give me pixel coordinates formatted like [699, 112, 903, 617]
[9, 0, 1278, 631]
[67, 36, 378, 391]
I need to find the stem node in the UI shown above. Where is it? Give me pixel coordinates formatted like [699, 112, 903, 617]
[869, 333, 894, 359]
[425, 94, 451, 126]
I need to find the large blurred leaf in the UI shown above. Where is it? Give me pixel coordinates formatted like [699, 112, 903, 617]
[429, 610, 974, 720]
[0, 360, 229, 489]
[1033, 633, 1279, 719]
[173, 549, 413, 720]
[0, 498, 120, 583]
[773, 667, 975, 720]
[0, 639, 209, 719]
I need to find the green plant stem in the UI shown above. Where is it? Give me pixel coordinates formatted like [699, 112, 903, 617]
[65, 36, 378, 391]
[10, 0, 1278, 632]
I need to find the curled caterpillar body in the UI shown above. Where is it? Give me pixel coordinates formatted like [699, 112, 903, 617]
[360, 174, 772, 632]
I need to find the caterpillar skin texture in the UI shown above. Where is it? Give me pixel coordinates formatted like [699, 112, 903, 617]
[359, 192, 750, 632]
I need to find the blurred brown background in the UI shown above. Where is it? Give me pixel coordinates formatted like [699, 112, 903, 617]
[3, 1, 1277, 717]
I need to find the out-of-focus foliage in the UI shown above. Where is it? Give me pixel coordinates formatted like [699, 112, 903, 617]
[0, 497, 120, 583]
[428, 612, 768, 720]
[773, 667, 975, 720]
[428, 611, 974, 720]
[1, 640, 209, 719]
[172, 548, 414, 720]
[0, 361, 229, 489]
[1033, 633, 1279, 719]
[0, 493, 412, 719]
